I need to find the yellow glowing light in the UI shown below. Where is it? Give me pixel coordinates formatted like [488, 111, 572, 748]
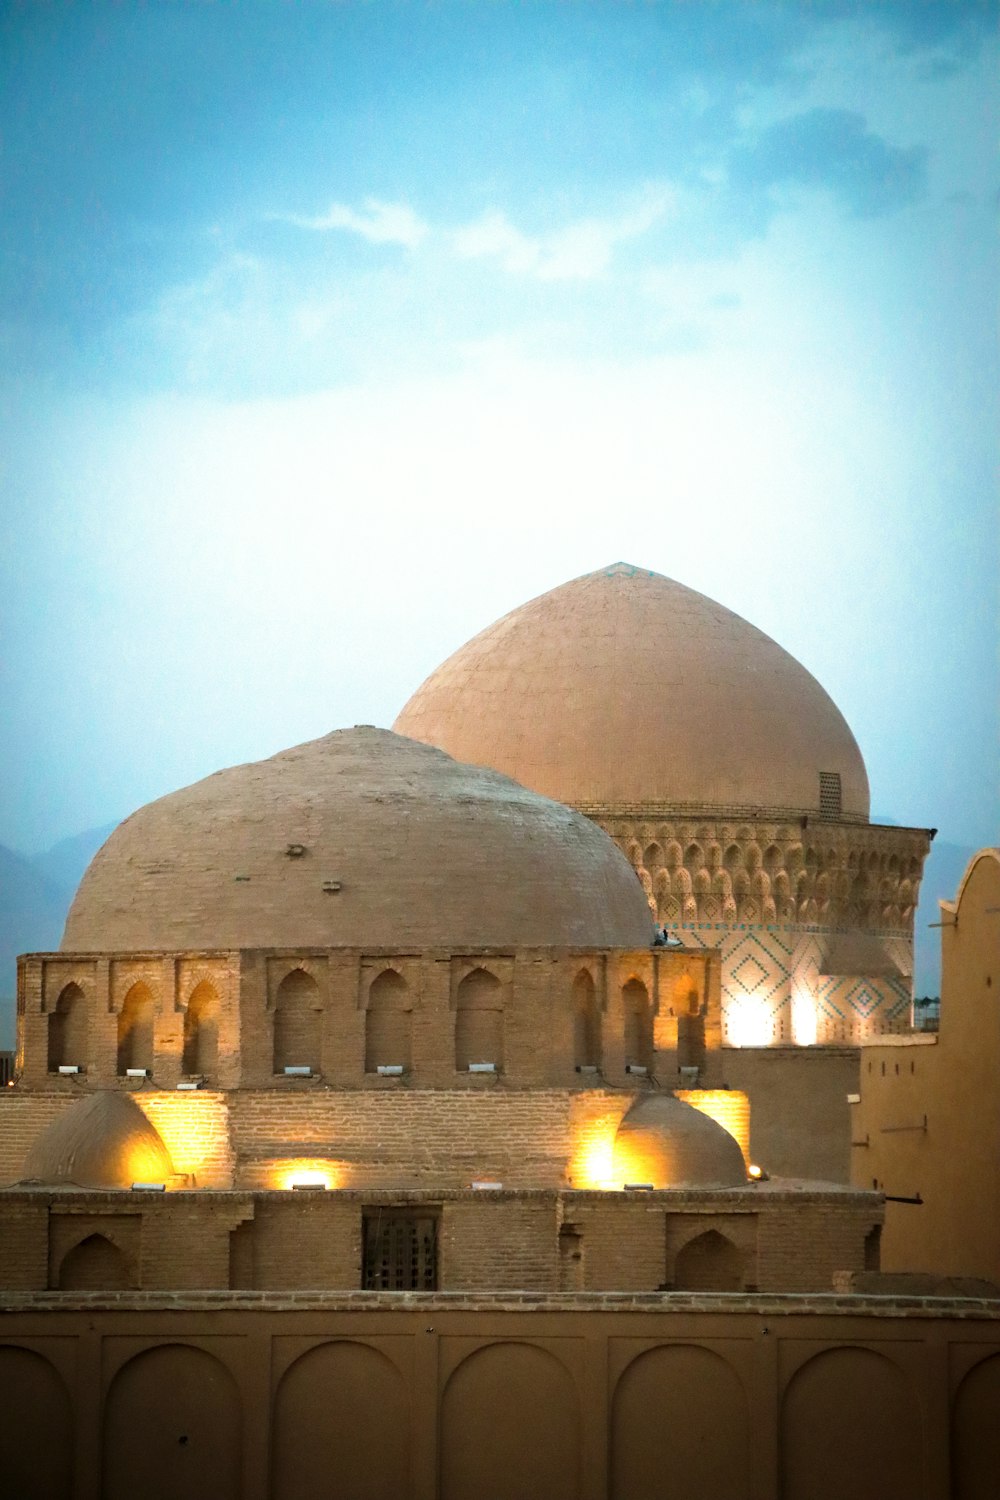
[727, 998, 773, 1048]
[275, 1158, 340, 1192]
[748, 1163, 763, 1180]
[612, 1132, 660, 1190]
[791, 985, 818, 1046]
[572, 1134, 617, 1190]
[133, 1091, 229, 1183]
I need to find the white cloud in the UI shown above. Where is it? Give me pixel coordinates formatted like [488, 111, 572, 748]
[451, 186, 674, 281]
[278, 197, 429, 250]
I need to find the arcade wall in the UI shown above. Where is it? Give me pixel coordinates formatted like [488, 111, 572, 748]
[1, 1293, 996, 1500]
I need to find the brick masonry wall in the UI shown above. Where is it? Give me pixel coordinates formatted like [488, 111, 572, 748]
[16, 946, 724, 1092]
[0, 1186, 881, 1295]
[134, 1091, 234, 1188]
[230, 1088, 575, 1189]
[441, 1198, 559, 1291]
[721, 1045, 860, 1182]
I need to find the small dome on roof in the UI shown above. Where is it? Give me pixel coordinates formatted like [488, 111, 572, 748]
[63, 727, 654, 953]
[613, 1094, 748, 1189]
[20, 1092, 174, 1189]
[394, 563, 870, 817]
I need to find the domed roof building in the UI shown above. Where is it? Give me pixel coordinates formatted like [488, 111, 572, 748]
[396, 563, 932, 1052]
[0, 591, 910, 1491]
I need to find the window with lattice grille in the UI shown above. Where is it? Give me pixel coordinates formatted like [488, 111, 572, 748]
[819, 771, 842, 818]
[362, 1210, 438, 1290]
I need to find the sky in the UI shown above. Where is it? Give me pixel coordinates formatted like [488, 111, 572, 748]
[1, 2, 997, 906]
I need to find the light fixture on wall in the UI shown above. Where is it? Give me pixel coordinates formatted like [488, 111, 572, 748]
[126, 1068, 150, 1079]
[283, 1065, 313, 1077]
[471, 1181, 503, 1190]
[575, 1064, 598, 1074]
[176, 1080, 204, 1090]
[376, 1065, 404, 1076]
[57, 1065, 83, 1075]
[130, 1182, 166, 1192]
[625, 1063, 647, 1076]
[468, 1062, 497, 1073]
[623, 1183, 654, 1191]
[291, 1181, 327, 1191]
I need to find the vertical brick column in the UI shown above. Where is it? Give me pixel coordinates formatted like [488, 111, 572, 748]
[153, 956, 182, 1088]
[90, 958, 115, 1084]
[324, 953, 363, 1085]
[237, 951, 270, 1085]
[414, 955, 455, 1087]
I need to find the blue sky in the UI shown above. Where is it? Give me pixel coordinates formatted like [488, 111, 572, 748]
[1, 3, 997, 962]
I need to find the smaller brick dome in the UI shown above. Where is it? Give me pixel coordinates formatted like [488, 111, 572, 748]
[20, 1093, 174, 1189]
[612, 1094, 748, 1189]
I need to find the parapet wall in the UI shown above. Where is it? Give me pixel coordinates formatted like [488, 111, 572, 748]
[0, 1185, 881, 1297]
[1, 1292, 995, 1500]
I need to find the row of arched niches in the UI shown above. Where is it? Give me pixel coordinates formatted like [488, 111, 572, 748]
[2, 1326, 997, 1499]
[608, 824, 924, 929]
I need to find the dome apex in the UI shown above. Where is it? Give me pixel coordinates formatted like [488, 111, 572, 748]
[394, 565, 869, 817]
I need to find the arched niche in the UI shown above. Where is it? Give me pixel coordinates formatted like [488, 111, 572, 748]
[454, 968, 503, 1072]
[0, 1346, 73, 1500]
[611, 1344, 748, 1500]
[622, 977, 653, 1073]
[365, 970, 412, 1073]
[182, 981, 219, 1077]
[441, 1342, 579, 1500]
[572, 970, 601, 1071]
[102, 1345, 241, 1500]
[953, 1353, 1000, 1499]
[273, 969, 321, 1074]
[58, 1232, 131, 1291]
[673, 1229, 742, 1291]
[676, 978, 706, 1072]
[272, 1341, 409, 1500]
[780, 1347, 922, 1500]
[48, 981, 87, 1072]
[117, 982, 154, 1075]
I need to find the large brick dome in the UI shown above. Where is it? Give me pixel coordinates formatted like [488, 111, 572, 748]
[394, 563, 870, 818]
[62, 727, 654, 952]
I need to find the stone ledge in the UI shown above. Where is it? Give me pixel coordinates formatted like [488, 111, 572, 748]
[2, 1289, 998, 1317]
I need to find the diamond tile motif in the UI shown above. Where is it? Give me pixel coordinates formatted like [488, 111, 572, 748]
[732, 955, 769, 993]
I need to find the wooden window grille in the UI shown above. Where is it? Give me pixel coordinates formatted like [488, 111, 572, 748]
[819, 771, 842, 819]
[362, 1210, 438, 1290]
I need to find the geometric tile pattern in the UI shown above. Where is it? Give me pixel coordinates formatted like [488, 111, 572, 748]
[662, 920, 913, 1045]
